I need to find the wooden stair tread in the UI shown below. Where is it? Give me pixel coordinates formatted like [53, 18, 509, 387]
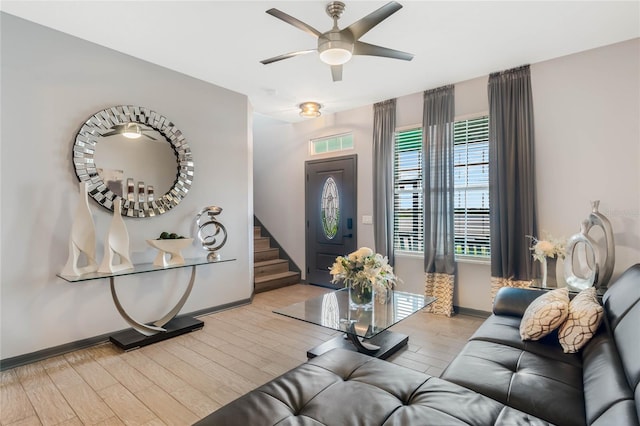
[255, 271, 300, 284]
[253, 220, 297, 292]
[254, 259, 288, 267]
[254, 247, 278, 253]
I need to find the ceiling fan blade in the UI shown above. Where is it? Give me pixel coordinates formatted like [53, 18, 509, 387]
[345, 1, 403, 40]
[260, 49, 316, 65]
[142, 133, 157, 141]
[353, 41, 414, 61]
[331, 65, 343, 82]
[266, 8, 322, 38]
[102, 130, 119, 137]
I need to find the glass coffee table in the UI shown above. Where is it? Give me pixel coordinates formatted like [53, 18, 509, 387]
[274, 288, 435, 359]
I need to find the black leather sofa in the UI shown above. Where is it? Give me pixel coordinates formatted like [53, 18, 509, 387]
[194, 264, 640, 425]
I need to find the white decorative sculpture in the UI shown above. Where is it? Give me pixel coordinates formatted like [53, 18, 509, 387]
[98, 198, 134, 273]
[61, 181, 98, 276]
[147, 238, 194, 267]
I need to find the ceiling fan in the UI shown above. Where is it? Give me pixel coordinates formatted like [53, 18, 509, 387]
[260, 1, 414, 82]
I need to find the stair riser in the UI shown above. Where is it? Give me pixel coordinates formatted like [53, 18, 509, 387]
[254, 248, 279, 262]
[255, 273, 300, 293]
[255, 262, 289, 277]
[254, 237, 271, 249]
[253, 221, 298, 293]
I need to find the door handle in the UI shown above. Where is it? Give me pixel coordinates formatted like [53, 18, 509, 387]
[343, 233, 353, 238]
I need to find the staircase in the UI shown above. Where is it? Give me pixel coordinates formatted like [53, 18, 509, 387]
[254, 226, 301, 293]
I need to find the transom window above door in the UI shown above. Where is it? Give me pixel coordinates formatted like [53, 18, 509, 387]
[310, 133, 354, 156]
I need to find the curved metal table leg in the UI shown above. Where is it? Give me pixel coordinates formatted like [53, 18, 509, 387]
[345, 323, 381, 355]
[153, 265, 197, 327]
[109, 265, 197, 336]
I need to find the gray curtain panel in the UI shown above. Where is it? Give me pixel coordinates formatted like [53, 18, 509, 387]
[423, 85, 456, 275]
[372, 99, 396, 265]
[488, 65, 538, 282]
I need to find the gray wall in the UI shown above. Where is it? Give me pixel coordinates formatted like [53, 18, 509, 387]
[254, 38, 640, 312]
[0, 13, 253, 360]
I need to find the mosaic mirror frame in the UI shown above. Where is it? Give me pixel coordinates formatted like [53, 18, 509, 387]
[72, 105, 194, 218]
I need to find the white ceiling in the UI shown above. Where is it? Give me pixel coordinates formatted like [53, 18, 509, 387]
[2, 1, 639, 122]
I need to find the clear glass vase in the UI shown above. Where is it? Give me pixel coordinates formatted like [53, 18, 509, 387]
[349, 284, 374, 310]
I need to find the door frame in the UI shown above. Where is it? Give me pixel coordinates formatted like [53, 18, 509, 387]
[305, 154, 357, 288]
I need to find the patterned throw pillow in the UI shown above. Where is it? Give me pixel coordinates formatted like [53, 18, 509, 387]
[520, 288, 570, 341]
[558, 287, 604, 353]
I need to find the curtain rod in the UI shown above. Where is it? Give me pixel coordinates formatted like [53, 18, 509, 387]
[490, 64, 530, 78]
[424, 84, 454, 96]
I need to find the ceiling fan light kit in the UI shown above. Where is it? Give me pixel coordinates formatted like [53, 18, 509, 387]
[319, 46, 352, 66]
[122, 123, 142, 139]
[261, 1, 413, 81]
[318, 32, 354, 65]
[299, 102, 322, 118]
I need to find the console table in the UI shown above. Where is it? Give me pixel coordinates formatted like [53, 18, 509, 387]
[274, 288, 435, 359]
[529, 280, 605, 302]
[57, 257, 235, 350]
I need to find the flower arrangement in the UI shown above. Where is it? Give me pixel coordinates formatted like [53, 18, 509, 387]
[329, 247, 398, 304]
[527, 234, 566, 262]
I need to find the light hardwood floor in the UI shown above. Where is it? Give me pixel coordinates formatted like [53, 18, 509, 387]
[1, 284, 484, 426]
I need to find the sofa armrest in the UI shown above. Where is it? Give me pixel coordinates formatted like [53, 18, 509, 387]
[493, 287, 547, 317]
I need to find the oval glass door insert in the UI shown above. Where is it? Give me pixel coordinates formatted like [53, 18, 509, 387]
[321, 176, 340, 239]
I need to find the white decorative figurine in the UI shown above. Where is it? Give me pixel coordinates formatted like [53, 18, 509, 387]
[147, 238, 194, 267]
[98, 198, 134, 273]
[61, 181, 98, 276]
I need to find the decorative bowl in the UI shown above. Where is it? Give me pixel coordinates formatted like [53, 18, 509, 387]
[147, 238, 193, 267]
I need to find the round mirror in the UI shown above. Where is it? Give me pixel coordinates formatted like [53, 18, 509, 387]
[72, 105, 194, 217]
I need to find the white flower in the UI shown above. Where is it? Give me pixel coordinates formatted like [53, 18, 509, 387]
[329, 247, 398, 299]
[348, 247, 373, 263]
[329, 258, 346, 276]
[527, 234, 566, 262]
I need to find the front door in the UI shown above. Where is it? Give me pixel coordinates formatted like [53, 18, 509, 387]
[305, 155, 357, 287]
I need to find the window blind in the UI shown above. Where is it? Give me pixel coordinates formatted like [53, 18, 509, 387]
[393, 129, 423, 252]
[393, 116, 490, 258]
[454, 116, 490, 257]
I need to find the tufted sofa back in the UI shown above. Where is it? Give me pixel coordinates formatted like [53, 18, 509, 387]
[581, 264, 640, 425]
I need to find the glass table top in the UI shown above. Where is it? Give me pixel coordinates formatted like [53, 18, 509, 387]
[57, 257, 235, 283]
[274, 288, 435, 339]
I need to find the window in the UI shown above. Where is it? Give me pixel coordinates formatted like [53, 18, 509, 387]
[310, 133, 353, 155]
[453, 116, 490, 257]
[393, 116, 490, 258]
[393, 129, 423, 252]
